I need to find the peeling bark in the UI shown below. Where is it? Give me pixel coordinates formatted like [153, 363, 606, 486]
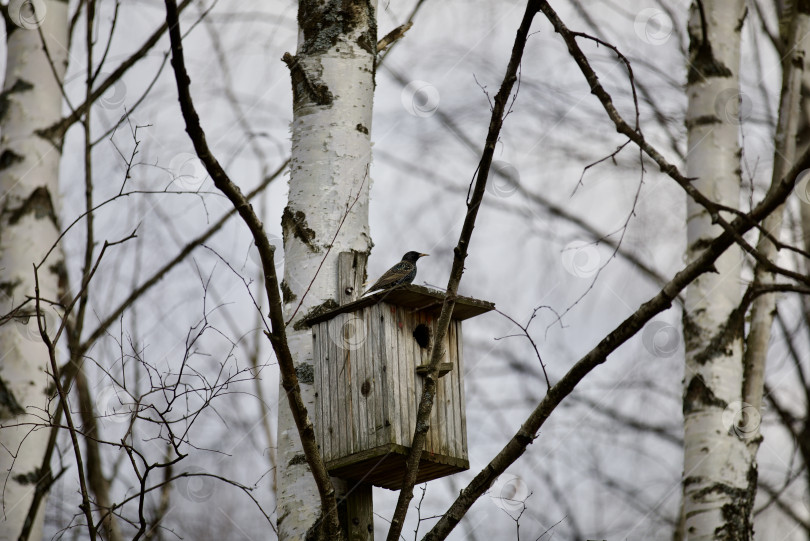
[277, 0, 375, 538]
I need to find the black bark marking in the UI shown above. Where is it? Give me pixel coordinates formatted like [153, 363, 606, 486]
[683, 374, 727, 414]
[693, 305, 745, 366]
[282, 52, 333, 107]
[0, 377, 25, 418]
[282, 207, 318, 252]
[682, 300, 745, 367]
[288, 453, 309, 467]
[298, 0, 375, 56]
[296, 362, 315, 385]
[284, 0, 376, 108]
[281, 280, 298, 304]
[0, 79, 33, 124]
[0, 279, 21, 298]
[687, 4, 734, 84]
[12, 467, 46, 486]
[0, 149, 23, 172]
[714, 464, 756, 540]
[49, 259, 70, 303]
[685, 115, 723, 129]
[685, 466, 756, 539]
[8, 186, 58, 226]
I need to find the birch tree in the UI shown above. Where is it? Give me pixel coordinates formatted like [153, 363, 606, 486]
[680, 0, 810, 536]
[680, 0, 753, 537]
[0, 1, 236, 538]
[739, 6, 810, 537]
[276, 0, 375, 537]
[0, 2, 69, 538]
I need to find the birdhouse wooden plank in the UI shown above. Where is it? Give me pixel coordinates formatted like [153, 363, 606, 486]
[306, 284, 494, 490]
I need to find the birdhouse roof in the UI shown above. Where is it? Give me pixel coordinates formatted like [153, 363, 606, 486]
[303, 284, 495, 326]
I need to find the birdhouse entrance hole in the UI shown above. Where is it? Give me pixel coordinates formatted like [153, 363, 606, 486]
[413, 323, 430, 348]
[412, 322, 453, 377]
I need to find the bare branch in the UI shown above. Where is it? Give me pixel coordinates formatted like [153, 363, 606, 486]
[38, 0, 195, 145]
[423, 105, 810, 541]
[34, 267, 97, 541]
[386, 1, 541, 539]
[162, 0, 342, 536]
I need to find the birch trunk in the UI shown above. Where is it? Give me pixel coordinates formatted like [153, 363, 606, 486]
[682, 1, 752, 538]
[786, 7, 810, 536]
[277, 1, 376, 538]
[0, 2, 69, 539]
[798, 17, 810, 256]
[743, 1, 808, 445]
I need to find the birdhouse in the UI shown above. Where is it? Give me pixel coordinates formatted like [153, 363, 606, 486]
[305, 284, 494, 489]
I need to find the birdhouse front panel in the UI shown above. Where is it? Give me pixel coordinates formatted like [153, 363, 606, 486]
[383, 304, 467, 463]
[308, 285, 493, 489]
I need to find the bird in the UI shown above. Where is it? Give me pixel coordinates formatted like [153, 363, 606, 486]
[363, 251, 428, 295]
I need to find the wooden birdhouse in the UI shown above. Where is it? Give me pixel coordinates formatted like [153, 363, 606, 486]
[305, 282, 494, 490]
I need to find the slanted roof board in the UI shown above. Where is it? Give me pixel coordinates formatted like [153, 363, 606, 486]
[303, 284, 494, 326]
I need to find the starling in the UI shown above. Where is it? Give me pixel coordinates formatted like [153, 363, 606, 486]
[363, 251, 428, 295]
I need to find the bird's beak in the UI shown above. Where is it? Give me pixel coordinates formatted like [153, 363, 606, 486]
[420, 253, 429, 258]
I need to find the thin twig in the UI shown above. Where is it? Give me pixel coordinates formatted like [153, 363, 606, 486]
[493, 307, 551, 389]
[38, 0, 195, 145]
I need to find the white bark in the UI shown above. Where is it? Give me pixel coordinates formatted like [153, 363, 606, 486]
[797, 22, 810, 256]
[743, 8, 809, 420]
[682, 1, 751, 539]
[0, 2, 70, 539]
[276, 2, 375, 538]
